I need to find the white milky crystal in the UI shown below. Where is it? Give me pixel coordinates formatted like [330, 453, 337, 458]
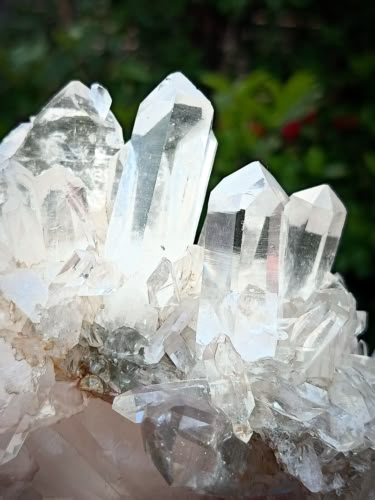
[0, 338, 86, 465]
[98, 276, 159, 338]
[53, 249, 123, 297]
[0, 269, 48, 322]
[196, 161, 288, 361]
[0, 121, 33, 163]
[36, 299, 84, 352]
[0, 161, 46, 267]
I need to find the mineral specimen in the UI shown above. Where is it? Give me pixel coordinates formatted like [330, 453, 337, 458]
[280, 184, 347, 300]
[105, 72, 216, 277]
[196, 161, 288, 361]
[0, 73, 373, 500]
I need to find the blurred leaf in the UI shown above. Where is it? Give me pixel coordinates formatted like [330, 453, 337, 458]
[201, 72, 231, 92]
[272, 72, 320, 126]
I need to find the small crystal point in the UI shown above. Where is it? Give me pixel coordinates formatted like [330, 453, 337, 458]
[113, 380, 209, 424]
[280, 184, 346, 300]
[196, 161, 288, 361]
[90, 82, 112, 119]
[105, 72, 216, 277]
[204, 335, 255, 442]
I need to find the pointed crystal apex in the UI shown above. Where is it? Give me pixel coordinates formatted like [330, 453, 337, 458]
[197, 162, 288, 361]
[45, 80, 90, 101]
[140, 72, 212, 109]
[293, 184, 346, 218]
[106, 73, 215, 277]
[9, 79, 123, 217]
[37, 81, 92, 119]
[0, 122, 32, 163]
[90, 83, 112, 119]
[281, 184, 346, 299]
[210, 161, 288, 212]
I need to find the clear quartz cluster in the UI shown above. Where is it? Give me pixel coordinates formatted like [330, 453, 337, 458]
[0, 73, 374, 499]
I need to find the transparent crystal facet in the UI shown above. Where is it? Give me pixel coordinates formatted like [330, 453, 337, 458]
[105, 72, 216, 278]
[280, 184, 346, 300]
[196, 161, 288, 361]
[0, 74, 372, 499]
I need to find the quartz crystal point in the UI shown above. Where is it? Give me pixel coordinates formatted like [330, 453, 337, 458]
[8, 81, 124, 216]
[196, 161, 288, 361]
[105, 72, 216, 277]
[280, 184, 346, 300]
[203, 335, 255, 442]
[141, 391, 308, 497]
[276, 273, 362, 381]
[0, 80, 124, 296]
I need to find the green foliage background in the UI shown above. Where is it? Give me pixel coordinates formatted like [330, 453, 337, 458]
[0, 0, 374, 347]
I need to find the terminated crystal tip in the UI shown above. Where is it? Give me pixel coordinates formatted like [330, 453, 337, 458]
[280, 184, 346, 299]
[197, 161, 288, 361]
[90, 83, 112, 119]
[105, 72, 216, 278]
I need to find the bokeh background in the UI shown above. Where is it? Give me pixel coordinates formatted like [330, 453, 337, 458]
[0, 0, 374, 349]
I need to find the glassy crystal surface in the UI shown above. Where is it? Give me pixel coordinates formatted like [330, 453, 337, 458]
[105, 72, 216, 278]
[142, 392, 232, 490]
[0, 338, 87, 466]
[10, 81, 124, 216]
[280, 184, 346, 300]
[0, 80, 125, 333]
[196, 161, 288, 361]
[0, 75, 373, 499]
[277, 273, 361, 382]
[0, 399, 203, 500]
[141, 391, 308, 497]
[113, 380, 209, 423]
[203, 335, 254, 442]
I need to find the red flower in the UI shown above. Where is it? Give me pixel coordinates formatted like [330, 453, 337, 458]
[281, 110, 317, 141]
[281, 120, 302, 141]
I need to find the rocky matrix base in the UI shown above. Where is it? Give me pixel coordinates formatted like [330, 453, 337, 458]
[0, 73, 374, 499]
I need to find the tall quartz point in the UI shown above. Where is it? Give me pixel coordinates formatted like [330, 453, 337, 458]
[9, 81, 124, 217]
[105, 72, 217, 277]
[196, 161, 288, 361]
[280, 184, 346, 300]
[0, 81, 124, 273]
